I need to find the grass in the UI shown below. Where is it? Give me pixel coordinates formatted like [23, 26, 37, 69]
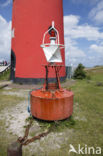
[26, 67, 103, 156]
[0, 66, 103, 156]
[66, 67, 103, 155]
[0, 89, 25, 111]
[0, 69, 10, 81]
[31, 116, 76, 133]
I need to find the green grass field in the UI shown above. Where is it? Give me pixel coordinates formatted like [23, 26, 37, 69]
[41, 67, 103, 155]
[67, 67, 103, 155]
[0, 69, 10, 81]
[0, 67, 103, 156]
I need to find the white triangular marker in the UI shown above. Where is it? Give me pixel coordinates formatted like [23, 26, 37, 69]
[43, 45, 62, 62]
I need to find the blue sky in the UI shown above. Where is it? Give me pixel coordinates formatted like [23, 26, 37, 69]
[0, 0, 103, 67]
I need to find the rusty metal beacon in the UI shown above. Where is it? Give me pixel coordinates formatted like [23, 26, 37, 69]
[30, 21, 74, 121]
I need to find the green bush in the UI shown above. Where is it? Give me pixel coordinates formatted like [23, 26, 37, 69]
[73, 63, 86, 79]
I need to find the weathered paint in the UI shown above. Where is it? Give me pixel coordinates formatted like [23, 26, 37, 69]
[30, 88, 73, 121]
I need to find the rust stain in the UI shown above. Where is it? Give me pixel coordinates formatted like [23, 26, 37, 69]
[30, 85, 74, 121]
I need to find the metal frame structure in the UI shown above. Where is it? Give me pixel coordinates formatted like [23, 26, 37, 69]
[41, 21, 64, 49]
[43, 63, 63, 90]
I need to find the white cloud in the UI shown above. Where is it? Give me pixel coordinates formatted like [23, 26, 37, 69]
[94, 10, 103, 24]
[89, 0, 103, 24]
[0, 0, 12, 7]
[64, 15, 103, 41]
[64, 15, 87, 66]
[64, 14, 103, 66]
[90, 44, 103, 54]
[65, 37, 85, 63]
[64, 15, 79, 29]
[0, 15, 11, 61]
[64, 36, 86, 66]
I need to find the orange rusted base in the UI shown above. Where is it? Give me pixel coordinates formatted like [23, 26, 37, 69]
[30, 88, 74, 121]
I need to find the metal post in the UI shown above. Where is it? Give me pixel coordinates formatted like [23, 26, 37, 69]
[45, 65, 48, 90]
[54, 66, 59, 89]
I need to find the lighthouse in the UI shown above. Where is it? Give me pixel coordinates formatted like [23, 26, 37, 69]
[10, 0, 66, 84]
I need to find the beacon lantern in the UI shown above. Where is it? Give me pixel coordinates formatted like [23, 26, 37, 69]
[41, 21, 64, 63]
[30, 22, 74, 121]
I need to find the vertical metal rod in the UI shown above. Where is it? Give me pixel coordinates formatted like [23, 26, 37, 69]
[54, 66, 59, 89]
[45, 66, 48, 90]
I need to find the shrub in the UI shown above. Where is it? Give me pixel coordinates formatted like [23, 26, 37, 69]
[73, 63, 86, 79]
[86, 75, 91, 80]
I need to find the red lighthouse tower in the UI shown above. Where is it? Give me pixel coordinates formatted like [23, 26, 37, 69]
[10, 0, 66, 83]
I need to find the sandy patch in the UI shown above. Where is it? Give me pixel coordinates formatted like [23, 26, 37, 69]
[3, 87, 12, 90]
[2, 90, 28, 98]
[0, 101, 29, 136]
[74, 116, 87, 121]
[23, 129, 73, 155]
